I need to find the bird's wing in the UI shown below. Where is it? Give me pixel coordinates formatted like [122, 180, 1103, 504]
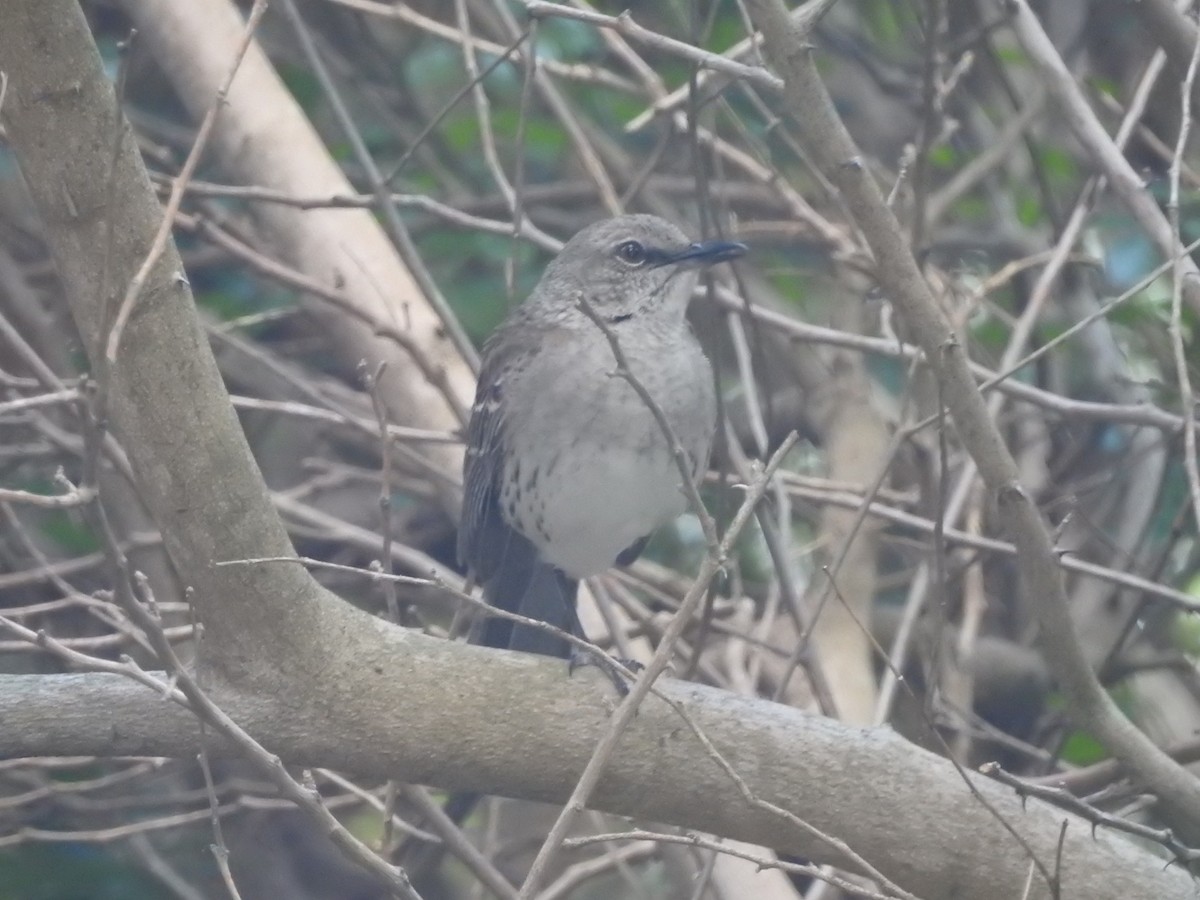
[458, 353, 508, 579]
[458, 318, 544, 580]
[614, 535, 651, 567]
[458, 322, 580, 658]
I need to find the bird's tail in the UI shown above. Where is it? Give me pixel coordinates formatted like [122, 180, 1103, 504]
[480, 556, 581, 659]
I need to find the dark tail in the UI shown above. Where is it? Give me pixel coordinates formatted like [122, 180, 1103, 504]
[478, 535, 580, 659]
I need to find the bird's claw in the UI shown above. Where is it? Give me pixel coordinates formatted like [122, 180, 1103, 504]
[567, 648, 642, 696]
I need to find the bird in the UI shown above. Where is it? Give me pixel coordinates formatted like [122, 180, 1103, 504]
[458, 213, 746, 668]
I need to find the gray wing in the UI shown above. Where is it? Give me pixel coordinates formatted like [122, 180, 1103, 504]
[458, 317, 545, 579]
[458, 350, 508, 579]
[458, 322, 581, 658]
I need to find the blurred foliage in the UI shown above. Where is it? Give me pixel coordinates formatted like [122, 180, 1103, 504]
[0, 846, 171, 900]
[4, 0, 1200, 896]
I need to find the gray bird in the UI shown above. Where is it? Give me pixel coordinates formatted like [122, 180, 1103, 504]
[458, 214, 745, 664]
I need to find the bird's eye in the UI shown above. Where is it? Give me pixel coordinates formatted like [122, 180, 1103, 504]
[615, 240, 647, 266]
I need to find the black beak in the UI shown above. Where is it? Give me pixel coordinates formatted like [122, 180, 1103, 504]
[656, 239, 747, 268]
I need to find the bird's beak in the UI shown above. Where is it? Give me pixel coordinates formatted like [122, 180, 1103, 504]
[658, 239, 747, 268]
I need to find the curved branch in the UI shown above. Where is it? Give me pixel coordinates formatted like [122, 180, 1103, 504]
[0, 663, 1191, 900]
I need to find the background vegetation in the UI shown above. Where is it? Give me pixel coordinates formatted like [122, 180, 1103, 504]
[2, 0, 1200, 898]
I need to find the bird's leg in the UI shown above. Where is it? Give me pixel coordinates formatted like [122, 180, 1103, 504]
[563, 590, 643, 695]
[567, 647, 640, 696]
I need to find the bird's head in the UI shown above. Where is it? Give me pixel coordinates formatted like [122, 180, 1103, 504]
[531, 214, 745, 326]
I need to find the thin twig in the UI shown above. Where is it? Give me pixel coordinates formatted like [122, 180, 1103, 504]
[1167, 20, 1200, 531]
[104, 0, 268, 369]
[566, 830, 905, 899]
[982, 762, 1200, 869]
[522, 1, 781, 92]
[197, 749, 245, 900]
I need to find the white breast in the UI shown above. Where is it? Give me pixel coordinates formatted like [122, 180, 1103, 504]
[522, 442, 690, 577]
[499, 322, 715, 579]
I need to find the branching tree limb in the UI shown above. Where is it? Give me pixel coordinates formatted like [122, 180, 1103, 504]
[1, 2, 1196, 899]
[741, 0, 1200, 842]
[0, 667, 1191, 900]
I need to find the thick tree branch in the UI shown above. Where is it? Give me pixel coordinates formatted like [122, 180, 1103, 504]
[0, 0, 318, 673]
[0, 663, 1191, 900]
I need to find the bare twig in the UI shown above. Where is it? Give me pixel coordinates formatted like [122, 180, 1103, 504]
[522, 2, 781, 91]
[982, 763, 1200, 870]
[1167, 21, 1200, 530]
[104, 0, 268, 370]
[566, 830, 905, 899]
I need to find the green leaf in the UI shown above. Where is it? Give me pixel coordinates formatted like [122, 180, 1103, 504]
[1171, 608, 1200, 657]
[1016, 193, 1042, 228]
[277, 62, 321, 113]
[954, 194, 990, 223]
[928, 144, 957, 169]
[969, 316, 1010, 354]
[1058, 729, 1108, 766]
[1036, 146, 1077, 185]
[1090, 76, 1120, 99]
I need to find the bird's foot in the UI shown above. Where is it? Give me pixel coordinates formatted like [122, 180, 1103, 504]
[567, 647, 643, 696]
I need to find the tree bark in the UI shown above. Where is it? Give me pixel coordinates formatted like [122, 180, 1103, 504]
[1, 665, 1191, 900]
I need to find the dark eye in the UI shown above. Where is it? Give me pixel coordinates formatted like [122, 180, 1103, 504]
[615, 240, 647, 266]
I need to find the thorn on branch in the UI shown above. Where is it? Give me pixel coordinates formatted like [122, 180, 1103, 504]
[996, 483, 1027, 507]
